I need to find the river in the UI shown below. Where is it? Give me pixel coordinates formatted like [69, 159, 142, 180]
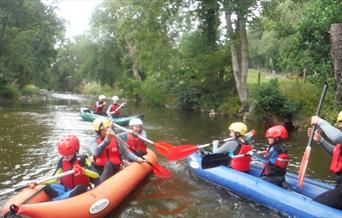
[0, 93, 335, 217]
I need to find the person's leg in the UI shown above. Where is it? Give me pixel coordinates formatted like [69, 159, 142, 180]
[261, 175, 285, 188]
[100, 162, 120, 183]
[68, 185, 88, 198]
[314, 187, 342, 209]
[43, 184, 69, 200]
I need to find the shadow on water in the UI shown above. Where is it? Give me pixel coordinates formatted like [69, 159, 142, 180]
[0, 94, 334, 217]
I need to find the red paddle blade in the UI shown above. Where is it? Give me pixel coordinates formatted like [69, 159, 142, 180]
[153, 141, 175, 157]
[166, 144, 198, 161]
[298, 146, 311, 189]
[151, 162, 172, 179]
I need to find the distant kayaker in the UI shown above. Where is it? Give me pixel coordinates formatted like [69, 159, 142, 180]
[212, 122, 252, 172]
[94, 95, 106, 115]
[118, 118, 147, 157]
[254, 125, 290, 188]
[90, 118, 145, 183]
[41, 135, 100, 201]
[308, 112, 342, 210]
[106, 96, 125, 118]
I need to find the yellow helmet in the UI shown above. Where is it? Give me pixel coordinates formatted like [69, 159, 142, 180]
[337, 111, 342, 122]
[228, 122, 248, 135]
[92, 117, 113, 131]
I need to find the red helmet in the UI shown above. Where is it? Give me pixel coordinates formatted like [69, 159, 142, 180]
[265, 125, 288, 139]
[57, 135, 80, 156]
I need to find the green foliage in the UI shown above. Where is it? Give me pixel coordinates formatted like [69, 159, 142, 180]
[82, 82, 116, 97]
[217, 96, 241, 115]
[0, 0, 64, 88]
[21, 84, 39, 96]
[0, 84, 20, 100]
[141, 77, 166, 106]
[252, 79, 301, 121]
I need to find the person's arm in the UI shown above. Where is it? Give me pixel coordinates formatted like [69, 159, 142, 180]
[317, 119, 342, 144]
[213, 140, 239, 154]
[117, 132, 128, 141]
[89, 137, 110, 156]
[116, 137, 143, 162]
[318, 137, 334, 155]
[106, 104, 111, 115]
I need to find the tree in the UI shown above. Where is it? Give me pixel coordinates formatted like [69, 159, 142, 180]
[222, 0, 258, 112]
[0, 0, 63, 88]
[330, 24, 342, 107]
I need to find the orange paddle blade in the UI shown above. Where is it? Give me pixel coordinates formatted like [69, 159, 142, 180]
[150, 162, 172, 179]
[166, 144, 198, 161]
[153, 141, 175, 157]
[298, 146, 311, 189]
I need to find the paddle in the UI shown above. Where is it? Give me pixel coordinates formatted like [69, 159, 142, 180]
[201, 153, 248, 169]
[166, 138, 232, 161]
[115, 135, 172, 179]
[298, 83, 328, 189]
[145, 161, 172, 179]
[112, 122, 175, 158]
[0, 170, 75, 196]
[107, 100, 127, 116]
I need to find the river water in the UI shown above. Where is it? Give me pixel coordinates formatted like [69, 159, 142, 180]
[0, 94, 335, 217]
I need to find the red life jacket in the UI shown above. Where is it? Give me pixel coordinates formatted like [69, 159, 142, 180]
[330, 144, 342, 173]
[127, 133, 147, 155]
[60, 158, 89, 190]
[94, 137, 121, 166]
[110, 103, 120, 115]
[94, 101, 104, 113]
[231, 143, 252, 172]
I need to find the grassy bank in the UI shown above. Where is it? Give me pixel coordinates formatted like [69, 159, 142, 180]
[247, 69, 339, 125]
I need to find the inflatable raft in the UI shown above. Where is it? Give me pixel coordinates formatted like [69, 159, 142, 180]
[187, 152, 342, 218]
[79, 107, 144, 124]
[1, 149, 157, 218]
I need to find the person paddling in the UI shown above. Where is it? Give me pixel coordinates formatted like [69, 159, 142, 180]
[307, 112, 342, 210]
[42, 135, 99, 201]
[118, 118, 147, 157]
[212, 122, 252, 172]
[94, 95, 106, 115]
[254, 125, 290, 188]
[90, 118, 145, 183]
[106, 96, 125, 118]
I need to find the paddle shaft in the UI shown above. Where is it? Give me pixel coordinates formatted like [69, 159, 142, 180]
[298, 83, 327, 189]
[112, 122, 154, 144]
[197, 137, 233, 149]
[0, 170, 75, 196]
[307, 83, 328, 148]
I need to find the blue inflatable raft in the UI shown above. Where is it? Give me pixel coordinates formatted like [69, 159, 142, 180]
[187, 152, 342, 218]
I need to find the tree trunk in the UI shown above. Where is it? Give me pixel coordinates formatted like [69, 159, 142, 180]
[127, 42, 142, 81]
[330, 24, 342, 107]
[225, 11, 249, 113]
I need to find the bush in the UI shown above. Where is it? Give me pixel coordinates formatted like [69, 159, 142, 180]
[252, 79, 301, 122]
[82, 82, 117, 98]
[21, 84, 40, 96]
[0, 84, 20, 99]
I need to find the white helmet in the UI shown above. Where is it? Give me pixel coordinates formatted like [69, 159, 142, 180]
[129, 118, 143, 126]
[112, 96, 119, 101]
[99, 95, 106, 100]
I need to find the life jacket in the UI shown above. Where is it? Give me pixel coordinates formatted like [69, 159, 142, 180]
[263, 144, 289, 176]
[110, 103, 120, 115]
[230, 142, 252, 172]
[127, 133, 147, 156]
[94, 101, 104, 113]
[94, 136, 121, 166]
[60, 157, 89, 190]
[330, 144, 342, 173]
